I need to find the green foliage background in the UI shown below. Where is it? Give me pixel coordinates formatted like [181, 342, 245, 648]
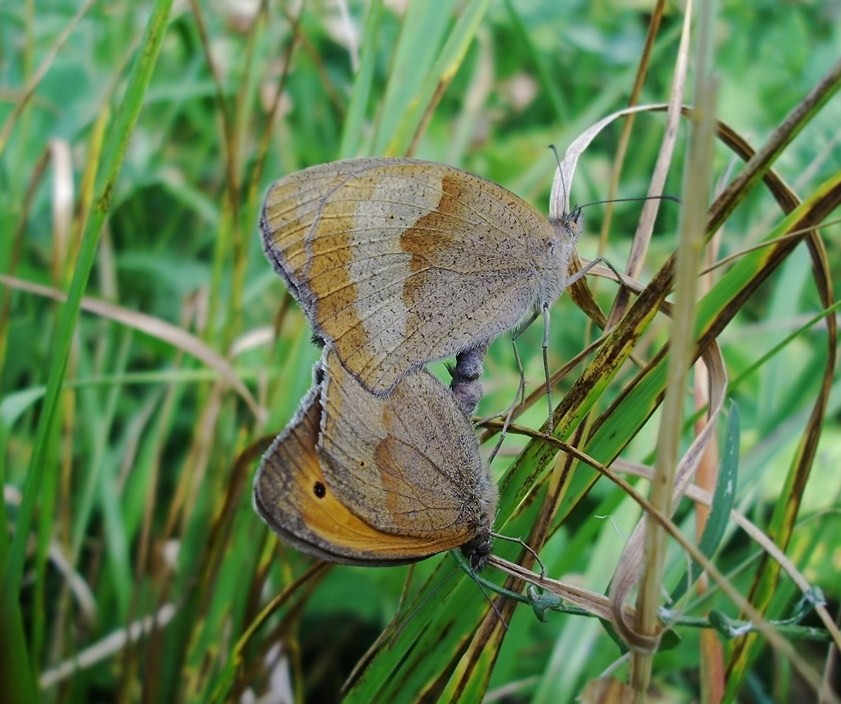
[1, 1, 840, 702]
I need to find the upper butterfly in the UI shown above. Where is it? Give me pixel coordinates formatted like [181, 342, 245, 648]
[260, 157, 582, 397]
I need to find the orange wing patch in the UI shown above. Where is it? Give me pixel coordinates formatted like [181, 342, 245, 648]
[254, 382, 474, 566]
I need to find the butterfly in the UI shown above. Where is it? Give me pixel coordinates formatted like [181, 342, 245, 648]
[260, 158, 582, 408]
[254, 345, 498, 570]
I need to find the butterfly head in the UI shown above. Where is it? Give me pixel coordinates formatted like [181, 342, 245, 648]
[550, 204, 584, 243]
[461, 530, 493, 572]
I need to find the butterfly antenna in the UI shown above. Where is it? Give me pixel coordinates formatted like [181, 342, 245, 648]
[473, 574, 509, 628]
[393, 565, 458, 638]
[450, 551, 509, 628]
[578, 193, 681, 209]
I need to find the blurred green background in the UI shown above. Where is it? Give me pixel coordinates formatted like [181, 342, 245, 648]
[2, 1, 840, 702]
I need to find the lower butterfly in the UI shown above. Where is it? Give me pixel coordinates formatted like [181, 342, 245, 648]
[254, 345, 498, 570]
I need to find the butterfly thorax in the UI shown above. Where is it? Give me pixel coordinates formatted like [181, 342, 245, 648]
[460, 531, 492, 572]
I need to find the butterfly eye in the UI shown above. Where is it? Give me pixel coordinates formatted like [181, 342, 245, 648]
[313, 481, 326, 498]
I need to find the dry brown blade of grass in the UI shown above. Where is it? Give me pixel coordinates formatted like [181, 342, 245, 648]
[0, 148, 49, 368]
[230, 520, 319, 698]
[405, 8, 494, 159]
[71, 107, 110, 271]
[610, 339, 726, 648]
[693, 190, 727, 702]
[614, 459, 841, 652]
[605, 0, 691, 329]
[187, 0, 236, 174]
[164, 380, 225, 544]
[0, 274, 263, 421]
[629, 4, 715, 690]
[529, 421, 591, 556]
[49, 139, 74, 285]
[597, 0, 668, 249]
[249, 2, 304, 206]
[39, 602, 178, 690]
[490, 426, 838, 701]
[551, 103, 673, 219]
[192, 436, 270, 615]
[279, 1, 346, 116]
[229, 561, 330, 685]
[488, 554, 637, 624]
[0, 0, 97, 155]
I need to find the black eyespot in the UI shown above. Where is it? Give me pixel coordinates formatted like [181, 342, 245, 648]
[313, 481, 326, 498]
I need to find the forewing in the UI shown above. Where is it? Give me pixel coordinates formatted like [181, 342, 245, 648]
[260, 158, 553, 394]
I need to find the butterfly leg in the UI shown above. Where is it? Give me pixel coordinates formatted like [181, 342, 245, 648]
[484, 312, 543, 463]
[485, 333, 528, 464]
[565, 254, 620, 287]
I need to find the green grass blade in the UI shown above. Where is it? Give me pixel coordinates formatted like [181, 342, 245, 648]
[670, 403, 740, 604]
[3, 0, 174, 597]
[340, 0, 384, 158]
[371, 0, 490, 156]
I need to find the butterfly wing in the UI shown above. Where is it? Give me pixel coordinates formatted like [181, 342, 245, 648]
[318, 347, 497, 548]
[253, 361, 494, 565]
[260, 158, 559, 395]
